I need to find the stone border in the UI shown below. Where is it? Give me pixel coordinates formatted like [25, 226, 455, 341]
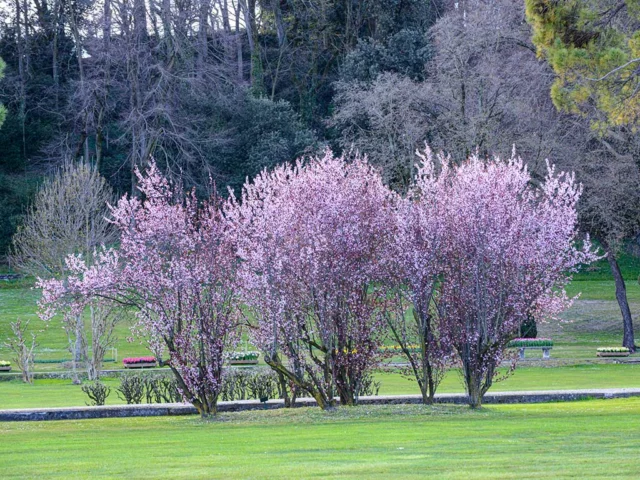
[2, 388, 640, 422]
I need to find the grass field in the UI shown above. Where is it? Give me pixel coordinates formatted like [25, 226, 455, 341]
[1, 263, 640, 479]
[0, 278, 638, 366]
[1, 272, 640, 409]
[1, 363, 638, 409]
[1, 398, 640, 479]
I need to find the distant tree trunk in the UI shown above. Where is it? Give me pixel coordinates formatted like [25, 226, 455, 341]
[234, 3, 243, 81]
[71, 313, 86, 384]
[15, 0, 27, 161]
[52, 0, 61, 110]
[198, 0, 211, 77]
[273, 0, 287, 48]
[240, 0, 264, 94]
[221, 0, 231, 32]
[603, 241, 636, 352]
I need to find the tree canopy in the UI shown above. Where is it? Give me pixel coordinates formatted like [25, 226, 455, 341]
[526, 0, 640, 129]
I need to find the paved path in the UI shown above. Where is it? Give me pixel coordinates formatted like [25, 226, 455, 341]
[2, 388, 640, 422]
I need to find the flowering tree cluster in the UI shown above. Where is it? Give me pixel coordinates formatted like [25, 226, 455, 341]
[39, 148, 595, 412]
[226, 151, 397, 409]
[39, 163, 239, 416]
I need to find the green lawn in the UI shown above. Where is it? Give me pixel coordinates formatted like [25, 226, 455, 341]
[0, 280, 636, 368]
[1, 398, 640, 478]
[1, 277, 640, 409]
[0, 288, 152, 366]
[565, 279, 640, 302]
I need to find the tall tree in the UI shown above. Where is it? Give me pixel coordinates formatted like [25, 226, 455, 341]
[227, 151, 397, 409]
[525, 0, 640, 351]
[428, 148, 597, 407]
[526, 0, 640, 129]
[39, 162, 241, 416]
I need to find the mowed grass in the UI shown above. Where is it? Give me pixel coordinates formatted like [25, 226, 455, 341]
[0, 279, 636, 366]
[0, 288, 151, 366]
[1, 274, 639, 409]
[2, 363, 639, 409]
[1, 398, 640, 479]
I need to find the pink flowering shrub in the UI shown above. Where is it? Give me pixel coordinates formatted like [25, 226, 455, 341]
[39, 162, 240, 416]
[387, 150, 454, 404]
[38, 146, 596, 412]
[427, 149, 598, 407]
[226, 150, 397, 408]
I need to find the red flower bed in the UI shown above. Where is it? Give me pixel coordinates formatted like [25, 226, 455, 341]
[123, 356, 157, 365]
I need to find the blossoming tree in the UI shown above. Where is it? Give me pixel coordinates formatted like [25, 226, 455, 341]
[387, 149, 453, 404]
[227, 151, 397, 408]
[39, 163, 240, 416]
[433, 150, 598, 408]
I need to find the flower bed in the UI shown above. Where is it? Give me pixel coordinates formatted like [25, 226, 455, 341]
[228, 352, 260, 365]
[0, 360, 11, 372]
[507, 338, 553, 348]
[597, 347, 630, 357]
[123, 356, 157, 368]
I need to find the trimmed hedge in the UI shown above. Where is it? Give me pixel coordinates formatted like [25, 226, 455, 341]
[508, 338, 553, 348]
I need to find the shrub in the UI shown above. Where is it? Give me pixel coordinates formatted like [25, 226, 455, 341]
[247, 369, 278, 402]
[520, 315, 538, 338]
[220, 368, 251, 401]
[82, 381, 111, 406]
[143, 374, 182, 403]
[356, 372, 381, 398]
[117, 375, 145, 404]
[0, 360, 11, 367]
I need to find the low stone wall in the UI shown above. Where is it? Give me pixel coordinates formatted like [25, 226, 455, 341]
[2, 388, 639, 422]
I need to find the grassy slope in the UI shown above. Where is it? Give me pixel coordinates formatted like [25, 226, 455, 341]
[1, 278, 637, 366]
[0, 287, 151, 365]
[1, 258, 640, 408]
[2, 399, 640, 479]
[1, 245, 639, 365]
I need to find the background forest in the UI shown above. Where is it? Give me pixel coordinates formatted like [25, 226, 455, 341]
[1, 0, 640, 297]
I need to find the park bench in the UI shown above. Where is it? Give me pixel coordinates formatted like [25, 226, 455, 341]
[508, 338, 554, 360]
[517, 346, 552, 360]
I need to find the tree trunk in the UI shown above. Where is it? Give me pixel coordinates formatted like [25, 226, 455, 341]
[71, 314, 85, 385]
[273, 0, 287, 48]
[467, 382, 483, 408]
[461, 349, 486, 408]
[265, 356, 334, 409]
[240, 0, 264, 94]
[604, 244, 636, 352]
[15, 0, 27, 161]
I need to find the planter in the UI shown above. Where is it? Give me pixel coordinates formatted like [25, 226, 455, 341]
[229, 359, 259, 365]
[597, 352, 630, 357]
[124, 362, 157, 369]
[0, 366, 11, 372]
